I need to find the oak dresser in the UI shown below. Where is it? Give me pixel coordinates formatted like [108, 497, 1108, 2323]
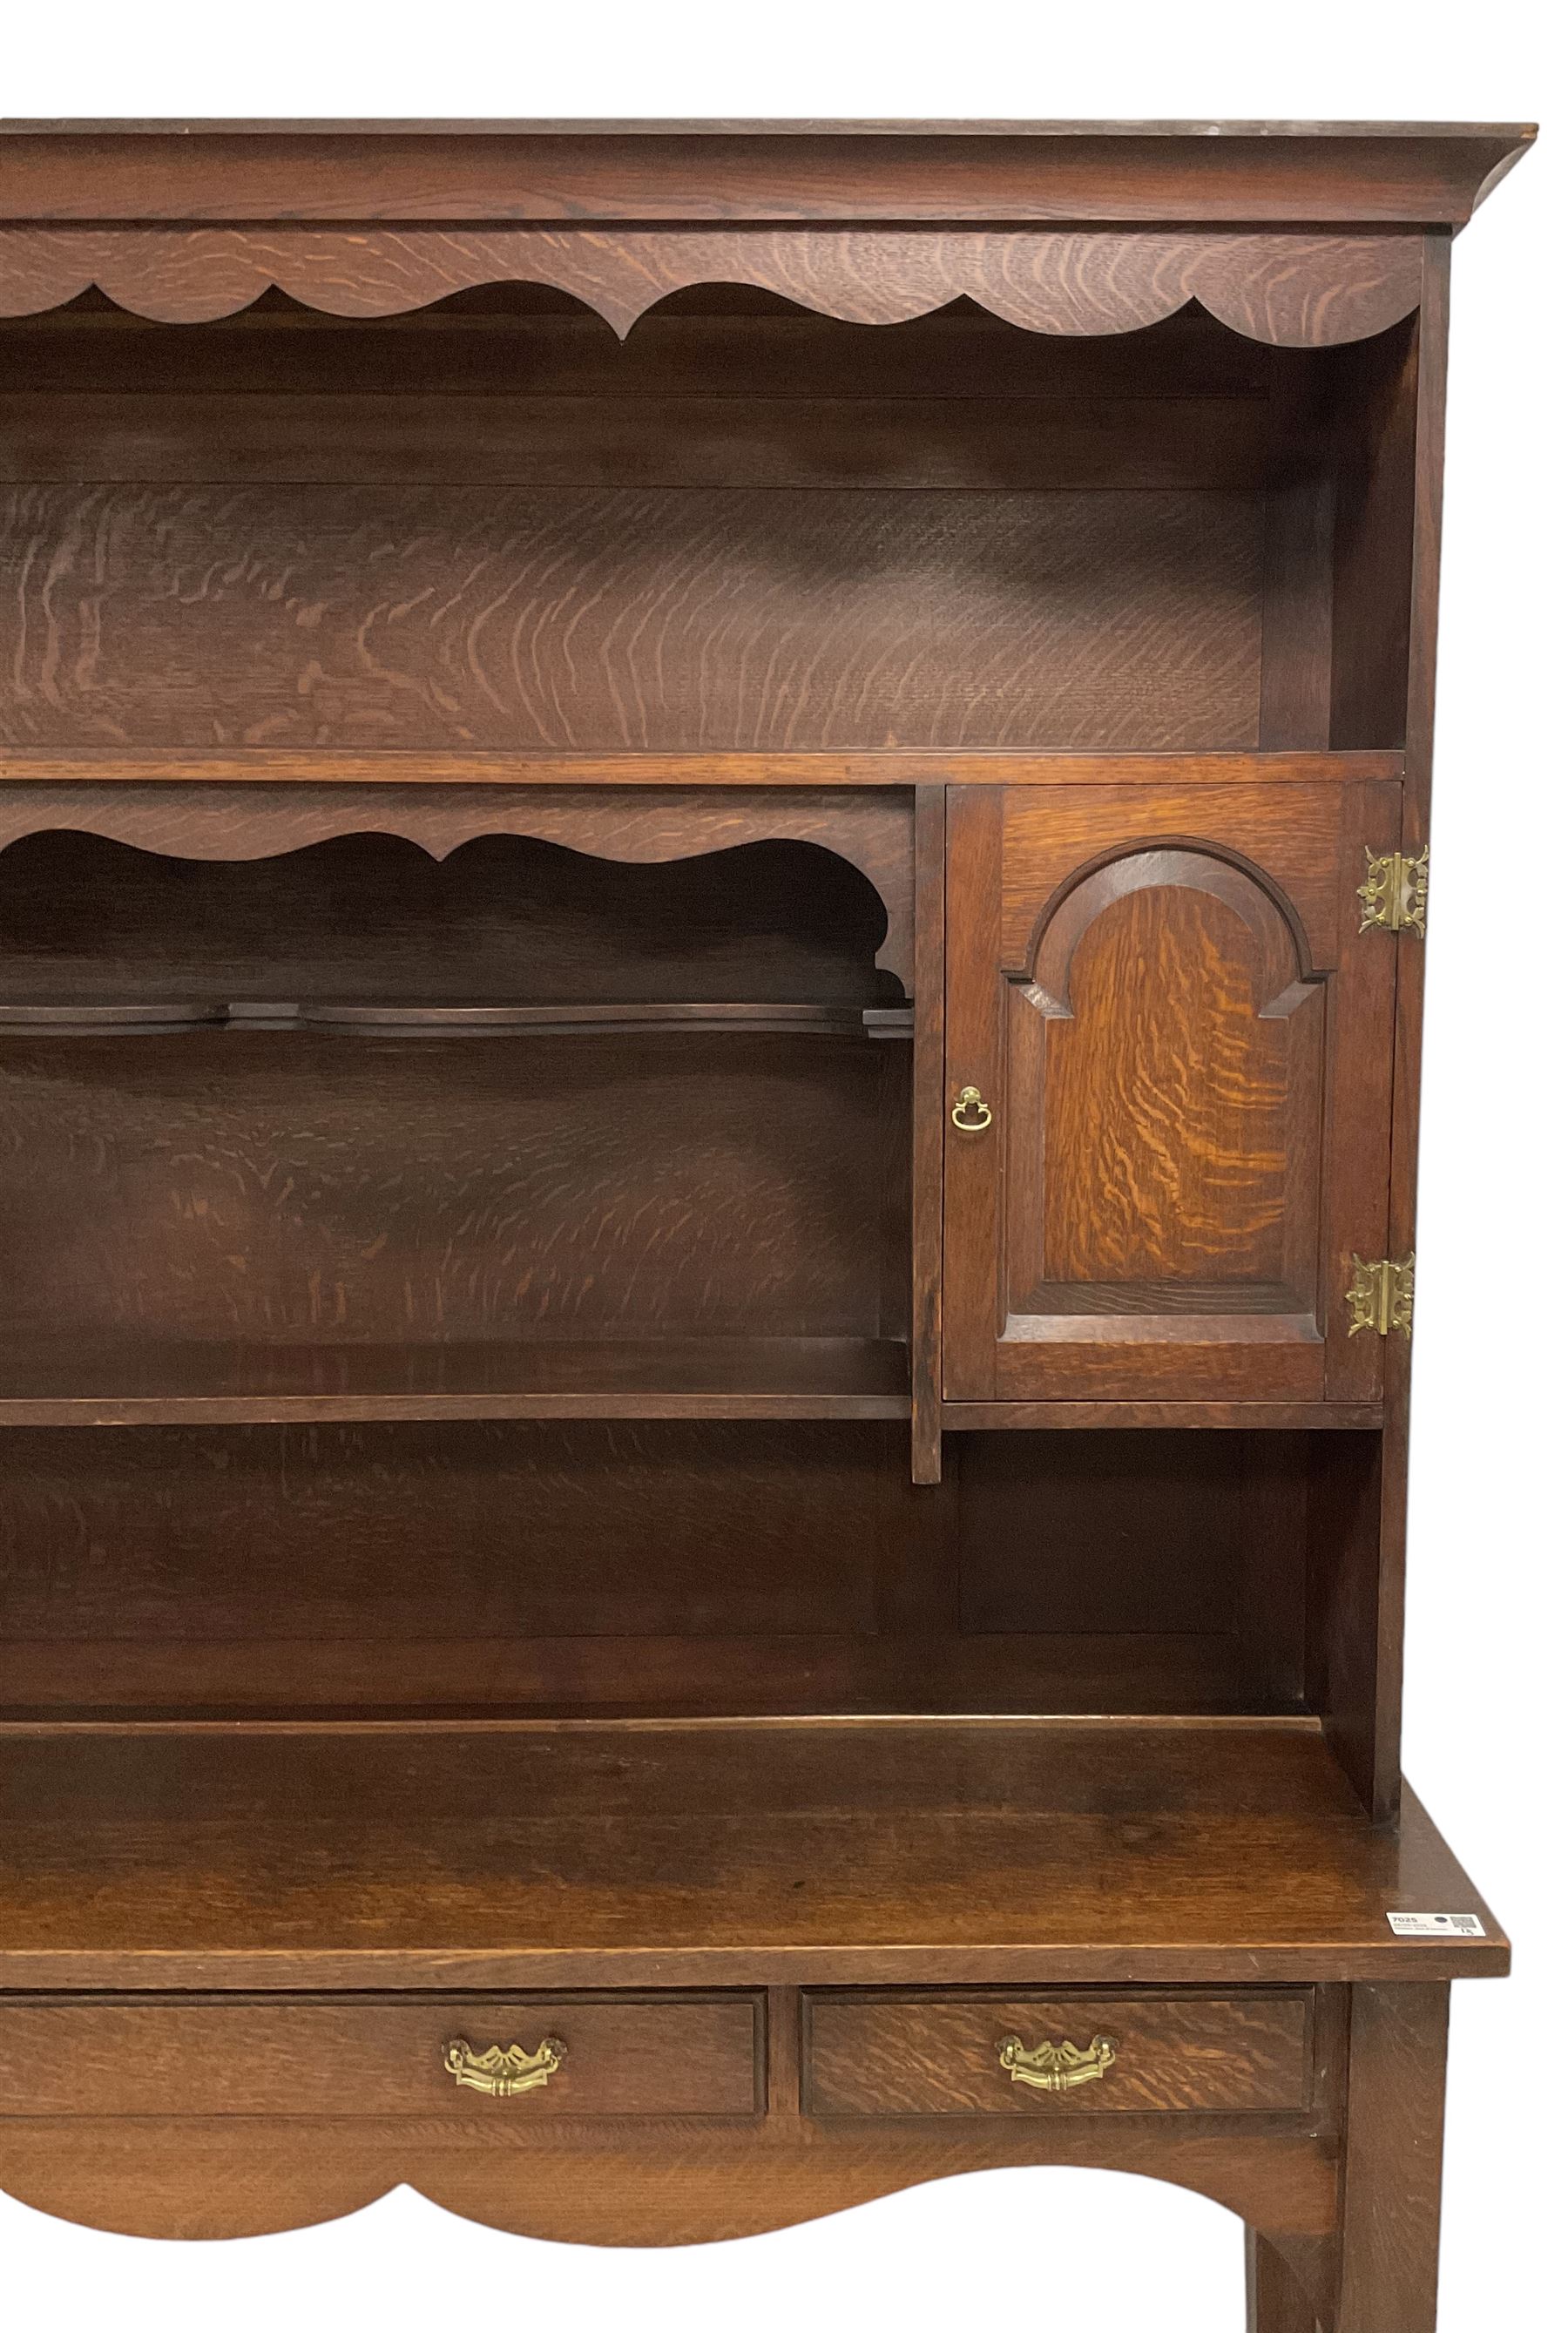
[0, 118, 1536, 2327]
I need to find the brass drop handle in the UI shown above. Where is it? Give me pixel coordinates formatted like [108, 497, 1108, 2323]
[951, 1085, 993, 1133]
[444, 2036, 566, 2097]
[998, 2033, 1117, 2093]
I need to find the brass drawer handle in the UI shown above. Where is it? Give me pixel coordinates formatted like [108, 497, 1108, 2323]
[998, 2033, 1117, 2093]
[951, 1085, 993, 1133]
[444, 2036, 566, 2098]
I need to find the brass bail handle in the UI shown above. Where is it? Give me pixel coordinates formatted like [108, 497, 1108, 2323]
[444, 2036, 566, 2098]
[997, 2033, 1118, 2093]
[951, 1085, 993, 1133]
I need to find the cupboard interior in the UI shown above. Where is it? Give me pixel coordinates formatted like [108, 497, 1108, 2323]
[0, 1422, 1381, 1724]
[0, 287, 1419, 755]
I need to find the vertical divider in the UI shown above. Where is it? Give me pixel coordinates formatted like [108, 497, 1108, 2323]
[763, 1985, 801, 2129]
[909, 784, 947, 1484]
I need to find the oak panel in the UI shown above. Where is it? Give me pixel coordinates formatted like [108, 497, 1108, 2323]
[995, 785, 1349, 965]
[0, 1420, 1301, 1718]
[1021, 856, 1320, 1297]
[0, 391, 1274, 492]
[0, 1420, 902, 1647]
[0, 485, 1262, 753]
[943, 781, 1399, 1403]
[0, 1032, 908, 1350]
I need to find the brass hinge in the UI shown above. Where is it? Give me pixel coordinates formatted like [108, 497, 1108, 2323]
[1345, 1254, 1416, 1339]
[1357, 846, 1429, 937]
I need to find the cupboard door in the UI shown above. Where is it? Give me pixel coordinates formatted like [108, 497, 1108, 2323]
[943, 783, 1400, 1403]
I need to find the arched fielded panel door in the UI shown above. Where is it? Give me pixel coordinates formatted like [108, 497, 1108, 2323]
[943, 782, 1402, 1403]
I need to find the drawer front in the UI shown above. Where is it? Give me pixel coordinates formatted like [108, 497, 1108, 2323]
[803, 1991, 1313, 2116]
[0, 1993, 763, 2120]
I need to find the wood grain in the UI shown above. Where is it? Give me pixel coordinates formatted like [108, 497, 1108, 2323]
[0, 485, 1261, 755]
[0, 2107, 1341, 2245]
[0, 228, 1426, 346]
[909, 788, 944, 1483]
[0, 1032, 907, 1349]
[0, 1726, 1508, 1989]
[1247, 2229, 1322, 2331]
[1335, 1984, 1450, 2331]
[0, 1993, 764, 2120]
[0, 390, 1276, 493]
[0, 118, 1517, 2301]
[0, 1418, 1325, 1717]
[0, 748, 1406, 788]
[803, 1990, 1313, 2115]
[0, 1417, 903, 1645]
[943, 781, 1396, 1403]
[1365, 237, 1455, 1825]
[994, 786, 1348, 965]
[1314, 783, 1402, 1407]
[1024, 855, 1315, 1291]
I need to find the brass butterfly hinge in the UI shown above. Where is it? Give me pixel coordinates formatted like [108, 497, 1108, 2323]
[1346, 1254, 1416, 1340]
[1358, 846, 1429, 937]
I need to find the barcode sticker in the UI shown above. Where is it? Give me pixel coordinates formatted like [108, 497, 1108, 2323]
[1387, 1911, 1485, 1937]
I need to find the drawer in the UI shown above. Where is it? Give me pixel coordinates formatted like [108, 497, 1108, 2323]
[802, 1990, 1313, 2116]
[0, 1993, 763, 2120]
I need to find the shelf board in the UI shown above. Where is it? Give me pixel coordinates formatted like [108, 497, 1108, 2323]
[0, 747, 1406, 789]
[0, 1336, 912, 1426]
[0, 1000, 912, 1039]
[0, 1718, 1506, 1989]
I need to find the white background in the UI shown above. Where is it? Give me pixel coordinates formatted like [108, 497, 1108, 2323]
[1, 6, 1560, 2326]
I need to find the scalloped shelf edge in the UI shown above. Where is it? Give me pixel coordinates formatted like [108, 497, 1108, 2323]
[0, 227, 1428, 347]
